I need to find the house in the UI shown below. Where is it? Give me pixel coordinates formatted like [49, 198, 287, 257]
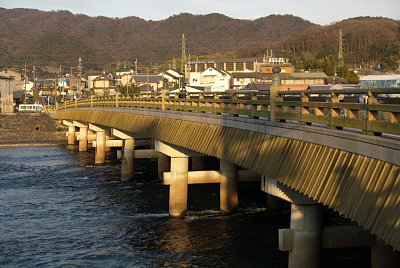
[161, 69, 184, 88]
[189, 67, 231, 91]
[92, 75, 117, 96]
[131, 75, 163, 92]
[115, 67, 134, 88]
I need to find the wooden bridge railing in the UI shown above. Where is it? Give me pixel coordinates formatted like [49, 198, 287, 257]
[51, 88, 400, 136]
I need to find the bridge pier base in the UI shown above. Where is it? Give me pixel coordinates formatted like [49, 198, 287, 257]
[372, 239, 400, 268]
[121, 138, 135, 181]
[288, 204, 322, 268]
[169, 156, 189, 217]
[220, 159, 238, 214]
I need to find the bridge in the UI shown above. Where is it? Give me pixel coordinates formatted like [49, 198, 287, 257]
[50, 85, 400, 268]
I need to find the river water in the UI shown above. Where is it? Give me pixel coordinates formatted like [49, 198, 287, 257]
[0, 146, 369, 267]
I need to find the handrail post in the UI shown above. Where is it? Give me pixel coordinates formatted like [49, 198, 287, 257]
[162, 89, 168, 110]
[300, 92, 309, 125]
[75, 98, 77, 108]
[270, 85, 278, 122]
[270, 66, 281, 122]
[64, 101, 67, 110]
[90, 95, 93, 107]
[366, 91, 381, 136]
[115, 93, 119, 107]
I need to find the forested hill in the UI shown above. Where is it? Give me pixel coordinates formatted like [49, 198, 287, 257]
[0, 8, 315, 70]
[0, 8, 398, 74]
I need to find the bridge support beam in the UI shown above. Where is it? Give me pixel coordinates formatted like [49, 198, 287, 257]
[220, 159, 238, 214]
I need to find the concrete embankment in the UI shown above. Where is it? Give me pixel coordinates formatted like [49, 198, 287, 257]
[0, 113, 67, 146]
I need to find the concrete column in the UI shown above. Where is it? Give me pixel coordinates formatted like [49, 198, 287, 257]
[158, 153, 170, 179]
[372, 239, 400, 268]
[121, 138, 135, 181]
[219, 159, 238, 214]
[67, 126, 76, 145]
[191, 156, 205, 171]
[79, 126, 88, 152]
[95, 131, 106, 164]
[169, 157, 189, 217]
[288, 204, 322, 268]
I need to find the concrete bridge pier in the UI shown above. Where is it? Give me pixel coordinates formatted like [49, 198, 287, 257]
[169, 156, 189, 217]
[111, 129, 136, 181]
[73, 121, 88, 152]
[263, 176, 321, 268]
[121, 138, 135, 181]
[155, 140, 198, 217]
[219, 159, 238, 214]
[63, 120, 76, 145]
[89, 124, 107, 164]
[288, 204, 322, 268]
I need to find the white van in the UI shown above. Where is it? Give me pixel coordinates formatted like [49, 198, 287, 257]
[18, 103, 44, 113]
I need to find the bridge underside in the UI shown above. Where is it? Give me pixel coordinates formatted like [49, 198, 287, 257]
[54, 109, 400, 251]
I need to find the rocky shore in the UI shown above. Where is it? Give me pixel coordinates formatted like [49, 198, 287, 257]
[0, 113, 67, 146]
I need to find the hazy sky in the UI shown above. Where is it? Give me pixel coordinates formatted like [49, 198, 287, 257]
[1, 0, 399, 25]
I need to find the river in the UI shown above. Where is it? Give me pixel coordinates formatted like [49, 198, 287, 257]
[0, 146, 369, 267]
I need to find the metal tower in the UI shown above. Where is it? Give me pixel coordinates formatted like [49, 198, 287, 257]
[338, 29, 344, 67]
[181, 34, 186, 73]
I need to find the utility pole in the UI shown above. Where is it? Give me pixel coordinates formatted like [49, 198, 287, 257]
[135, 59, 138, 74]
[77, 57, 83, 97]
[338, 29, 344, 68]
[181, 33, 186, 74]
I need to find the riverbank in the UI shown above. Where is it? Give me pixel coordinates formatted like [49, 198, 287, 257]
[0, 113, 66, 146]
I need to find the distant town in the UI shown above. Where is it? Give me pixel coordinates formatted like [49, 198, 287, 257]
[1, 53, 400, 114]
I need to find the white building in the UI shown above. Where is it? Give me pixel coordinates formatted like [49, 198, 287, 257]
[189, 67, 231, 91]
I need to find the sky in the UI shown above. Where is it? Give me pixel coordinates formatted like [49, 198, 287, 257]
[1, 0, 399, 25]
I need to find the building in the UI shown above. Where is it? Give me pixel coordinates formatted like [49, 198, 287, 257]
[131, 75, 163, 92]
[0, 76, 16, 113]
[231, 72, 260, 90]
[359, 74, 400, 89]
[189, 67, 231, 92]
[161, 69, 184, 88]
[186, 58, 259, 75]
[92, 75, 117, 96]
[0, 68, 23, 91]
[258, 56, 294, 74]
